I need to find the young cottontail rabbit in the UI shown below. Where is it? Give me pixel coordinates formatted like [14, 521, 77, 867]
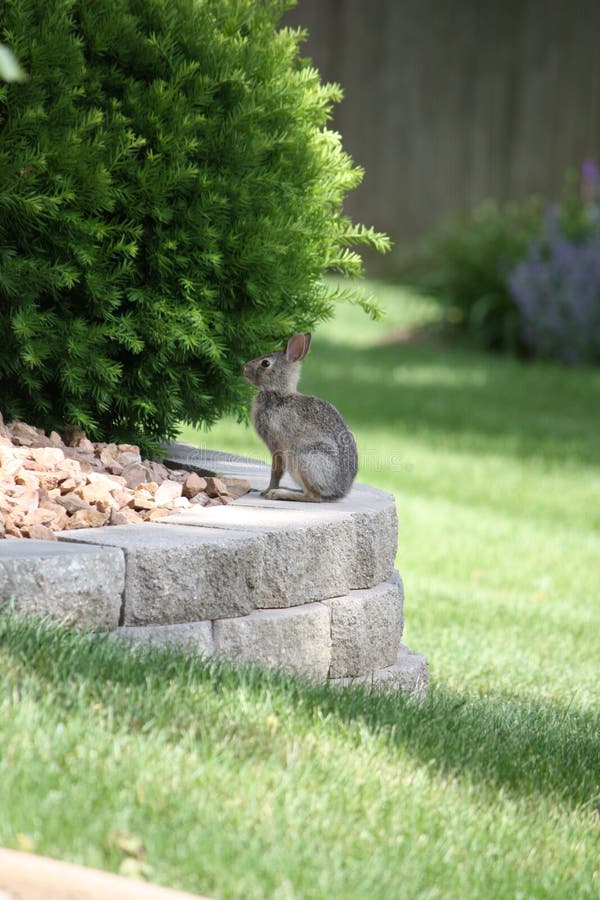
[242, 333, 358, 502]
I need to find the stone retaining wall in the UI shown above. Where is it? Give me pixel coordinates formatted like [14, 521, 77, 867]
[0, 447, 428, 697]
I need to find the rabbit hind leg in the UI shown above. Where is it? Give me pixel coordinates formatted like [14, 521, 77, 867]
[262, 485, 321, 502]
[264, 453, 336, 502]
[262, 466, 322, 502]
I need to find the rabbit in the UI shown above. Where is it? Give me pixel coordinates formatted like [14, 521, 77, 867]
[242, 333, 358, 502]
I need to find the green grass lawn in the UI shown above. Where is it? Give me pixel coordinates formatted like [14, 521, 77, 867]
[2, 282, 599, 898]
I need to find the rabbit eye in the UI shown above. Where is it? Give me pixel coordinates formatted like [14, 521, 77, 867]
[260, 359, 271, 368]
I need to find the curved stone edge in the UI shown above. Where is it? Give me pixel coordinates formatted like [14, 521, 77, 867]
[329, 644, 429, 700]
[1, 445, 427, 694]
[325, 573, 404, 678]
[156, 486, 398, 606]
[109, 573, 413, 683]
[0, 541, 124, 629]
[213, 603, 332, 680]
[58, 484, 398, 621]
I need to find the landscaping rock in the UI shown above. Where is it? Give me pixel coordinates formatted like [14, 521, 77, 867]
[182, 472, 207, 499]
[122, 463, 150, 489]
[154, 479, 182, 505]
[66, 508, 110, 529]
[9, 421, 51, 447]
[213, 602, 331, 679]
[0, 424, 250, 539]
[25, 523, 57, 541]
[205, 476, 227, 497]
[0, 541, 124, 628]
[222, 477, 252, 499]
[109, 507, 144, 526]
[55, 493, 93, 515]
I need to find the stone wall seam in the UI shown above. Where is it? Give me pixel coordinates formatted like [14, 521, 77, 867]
[117, 548, 128, 626]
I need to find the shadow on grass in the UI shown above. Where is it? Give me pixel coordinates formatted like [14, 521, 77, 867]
[3, 615, 599, 814]
[304, 337, 600, 469]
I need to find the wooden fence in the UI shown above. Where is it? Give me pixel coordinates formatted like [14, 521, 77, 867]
[285, 0, 600, 266]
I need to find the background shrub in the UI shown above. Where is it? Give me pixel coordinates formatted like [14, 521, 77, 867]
[402, 163, 600, 363]
[401, 200, 541, 352]
[0, 0, 388, 446]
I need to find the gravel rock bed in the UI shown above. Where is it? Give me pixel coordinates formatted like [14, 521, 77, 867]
[0, 417, 249, 540]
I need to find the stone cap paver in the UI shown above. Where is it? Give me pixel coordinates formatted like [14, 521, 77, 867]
[159, 445, 398, 591]
[0, 540, 124, 629]
[59, 525, 264, 625]
[162, 443, 278, 489]
[156, 480, 397, 598]
[0, 847, 208, 900]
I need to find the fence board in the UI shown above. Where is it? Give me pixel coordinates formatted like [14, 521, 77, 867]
[285, 0, 600, 264]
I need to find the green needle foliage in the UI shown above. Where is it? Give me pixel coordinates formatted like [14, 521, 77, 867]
[0, 0, 389, 445]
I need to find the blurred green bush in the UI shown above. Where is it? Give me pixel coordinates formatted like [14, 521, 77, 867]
[402, 167, 600, 362]
[0, 0, 388, 446]
[402, 200, 542, 353]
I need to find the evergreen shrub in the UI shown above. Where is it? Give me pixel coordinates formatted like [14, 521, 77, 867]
[0, 0, 389, 445]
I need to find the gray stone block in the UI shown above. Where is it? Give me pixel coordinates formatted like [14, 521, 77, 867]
[159, 506, 357, 607]
[158, 482, 398, 605]
[325, 573, 404, 678]
[0, 540, 124, 629]
[236, 484, 398, 592]
[330, 644, 429, 700]
[59, 524, 263, 626]
[349, 502, 398, 589]
[254, 517, 357, 608]
[213, 602, 331, 679]
[110, 620, 214, 656]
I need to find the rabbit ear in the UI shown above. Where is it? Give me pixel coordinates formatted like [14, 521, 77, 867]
[285, 333, 310, 362]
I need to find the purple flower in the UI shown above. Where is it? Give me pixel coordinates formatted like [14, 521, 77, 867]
[581, 157, 599, 205]
[508, 210, 600, 364]
[581, 157, 599, 186]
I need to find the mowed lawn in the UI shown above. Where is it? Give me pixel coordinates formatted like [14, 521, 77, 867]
[2, 283, 599, 898]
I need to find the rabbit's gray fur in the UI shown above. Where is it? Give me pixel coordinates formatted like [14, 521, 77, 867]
[242, 333, 357, 502]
